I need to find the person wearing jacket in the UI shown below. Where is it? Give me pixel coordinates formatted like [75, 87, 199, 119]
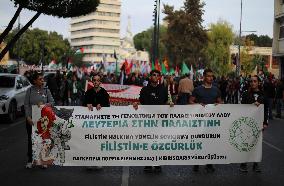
[24, 71, 54, 169]
[239, 75, 268, 173]
[133, 70, 174, 173]
[84, 74, 110, 171]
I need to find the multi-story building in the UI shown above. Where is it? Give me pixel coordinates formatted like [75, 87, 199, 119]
[231, 46, 279, 77]
[70, 0, 121, 64]
[273, 0, 284, 78]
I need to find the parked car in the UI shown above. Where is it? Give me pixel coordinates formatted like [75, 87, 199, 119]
[0, 73, 31, 123]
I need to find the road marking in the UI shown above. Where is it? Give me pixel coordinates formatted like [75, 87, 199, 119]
[121, 166, 129, 186]
[0, 119, 24, 133]
[263, 140, 283, 152]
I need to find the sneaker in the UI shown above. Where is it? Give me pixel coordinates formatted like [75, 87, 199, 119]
[239, 163, 248, 173]
[153, 166, 162, 173]
[205, 164, 215, 173]
[25, 162, 33, 169]
[143, 166, 153, 173]
[253, 163, 261, 172]
[193, 165, 199, 172]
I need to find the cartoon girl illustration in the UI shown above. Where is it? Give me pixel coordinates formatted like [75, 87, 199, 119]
[39, 139, 54, 166]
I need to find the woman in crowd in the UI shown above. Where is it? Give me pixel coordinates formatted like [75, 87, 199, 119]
[239, 75, 268, 172]
[24, 71, 55, 169]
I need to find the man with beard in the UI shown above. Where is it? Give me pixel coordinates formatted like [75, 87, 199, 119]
[133, 70, 174, 173]
[83, 74, 110, 170]
[84, 74, 110, 111]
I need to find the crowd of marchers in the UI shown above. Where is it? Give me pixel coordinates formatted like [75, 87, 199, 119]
[21, 68, 284, 172]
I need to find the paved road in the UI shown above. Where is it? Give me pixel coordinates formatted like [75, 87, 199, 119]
[0, 116, 283, 186]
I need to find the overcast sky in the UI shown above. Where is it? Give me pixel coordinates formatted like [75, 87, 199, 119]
[0, 0, 274, 39]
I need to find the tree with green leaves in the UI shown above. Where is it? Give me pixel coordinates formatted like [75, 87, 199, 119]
[163, 0, 208, 67]
[241, 38, 256, 77]
[206, 20, 235, 77]
[252, 54, 268, 74]
[0, 0, 100, 61]
[5, 28, 71, 65]
[245, 34, 272, 47]
[133, 25, 167, 63]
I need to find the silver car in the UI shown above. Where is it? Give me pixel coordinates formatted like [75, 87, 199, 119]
[0, 73, 31, 123]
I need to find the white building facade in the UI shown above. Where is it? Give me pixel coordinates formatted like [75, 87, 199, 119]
[70, 0, 121, 63]
[273, 0, 284, 78]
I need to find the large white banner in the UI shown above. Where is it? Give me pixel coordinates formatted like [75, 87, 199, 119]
[32, 104, 264, 166]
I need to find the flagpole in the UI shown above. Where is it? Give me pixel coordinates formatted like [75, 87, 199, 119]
[114, 50, 118, 76]
[115, 58, 118, 76]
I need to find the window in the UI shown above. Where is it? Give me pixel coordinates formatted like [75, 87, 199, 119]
[280, 26, 284, 39]
[280, 19, 284, 39]
[21, 77, 30, 87]
[0, 76, 15, 88]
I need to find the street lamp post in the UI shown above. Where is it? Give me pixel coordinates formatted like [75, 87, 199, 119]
[236, 0, 243, 77]
[152, 0, 161, 66]
[17, 14, 21, 74]
[156, 0, 161, 61]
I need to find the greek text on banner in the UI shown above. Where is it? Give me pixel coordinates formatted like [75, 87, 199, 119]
[31, 104, 263, 166]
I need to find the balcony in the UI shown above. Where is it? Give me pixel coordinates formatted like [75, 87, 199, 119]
[275, 4, 284, 20]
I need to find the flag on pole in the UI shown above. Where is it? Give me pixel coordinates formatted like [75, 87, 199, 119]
[163, 58, 169, 71]
[114, 50, 117, 60]
[190, 64, 194, 80]
[152, 59, 155, 70]
[155, 59, 161, 71]
[170, 68, 175, 75]
[129, 60, 134, 74]
[75, 47, 84, 54]
[48, 60, 57, 69]
[67, 58, 72, 71]
[161, 62, 168, 75]
[114, 50, 119, 75]
[181, 62, 190, 75]
[175, 65, 180, 76]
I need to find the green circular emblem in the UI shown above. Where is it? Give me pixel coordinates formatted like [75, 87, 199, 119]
[229, 117, 260, 152]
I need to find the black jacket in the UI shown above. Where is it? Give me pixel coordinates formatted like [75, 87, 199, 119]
[83, 87, 110, 107]
[139, 84, 168, 105]
[241, 90, 264, 104]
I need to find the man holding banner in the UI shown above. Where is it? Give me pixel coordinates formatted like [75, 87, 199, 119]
[133, 69, 174, 173]
[84, 74, 110, 111]
[84, 74, 110, 170]
[189, 69, 222, 173]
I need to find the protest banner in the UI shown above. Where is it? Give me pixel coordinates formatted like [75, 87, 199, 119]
[32, 104, 263, 166]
